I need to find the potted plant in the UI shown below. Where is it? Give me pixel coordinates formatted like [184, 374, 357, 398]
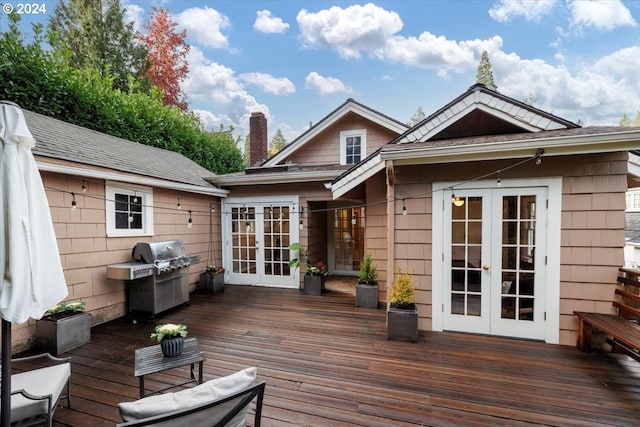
[355, 253, 378, 308]
[289, 243, 328, 295]
[200, 265, 225, 293]
[36, 301, 91, 355]
[150, 323, 188, 357]
[387, 268, 418, 342]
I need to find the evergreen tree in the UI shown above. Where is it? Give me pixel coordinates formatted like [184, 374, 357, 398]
[269, 128, 287, 156]
[139, 7, 190, 111]
[48, 0, 147, 91]
[620, 112, 640, 127]
[406, 107, 426, 126]
[476, 51, 497, 91]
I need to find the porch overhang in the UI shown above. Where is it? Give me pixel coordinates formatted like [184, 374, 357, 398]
[330, 153, 383, 199]
[210, 169, 345, 187]
[381, 129, 640, 165]
[330, 128, 640, 200]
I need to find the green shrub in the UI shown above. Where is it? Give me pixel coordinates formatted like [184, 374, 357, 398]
[389, 268, 415, 309]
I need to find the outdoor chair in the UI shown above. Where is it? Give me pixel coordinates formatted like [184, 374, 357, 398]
[117, 367, 265, 426]
[3, 352, 71, 427]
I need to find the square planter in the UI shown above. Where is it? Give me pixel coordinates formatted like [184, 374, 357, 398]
[303, 275, 325, 295]
[36, 311, 92, 355]
[199, 272, 224, 293]
[355, 282, 378, 308]
[387, 305, 418, 342]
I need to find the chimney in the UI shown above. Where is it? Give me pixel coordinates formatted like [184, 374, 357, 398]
[249, 112, 268, 167]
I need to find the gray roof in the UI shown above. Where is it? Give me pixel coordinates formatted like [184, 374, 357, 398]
[24, 109, 218, 188]
[627, 212, 640, 244]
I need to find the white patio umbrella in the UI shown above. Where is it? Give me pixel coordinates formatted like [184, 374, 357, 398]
[0, 101, 68, 426]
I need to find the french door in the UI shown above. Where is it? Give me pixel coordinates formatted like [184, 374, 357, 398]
[442, 186, 547, 340]
[223, 197, 299, 288]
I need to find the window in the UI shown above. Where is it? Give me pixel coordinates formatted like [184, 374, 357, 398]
[106, 183, 154, 237]
[340, 130, 366, 165]
[627, 190, 640, 211]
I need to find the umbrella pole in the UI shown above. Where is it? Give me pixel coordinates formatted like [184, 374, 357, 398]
[1, 319, 10, 427]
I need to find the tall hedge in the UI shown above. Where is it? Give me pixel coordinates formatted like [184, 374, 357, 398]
[0, 16, 244, 174]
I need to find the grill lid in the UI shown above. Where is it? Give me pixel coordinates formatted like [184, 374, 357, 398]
[132, 240, 188, 264]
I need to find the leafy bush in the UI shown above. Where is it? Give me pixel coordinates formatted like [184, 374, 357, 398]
[389, 268, 415, 309]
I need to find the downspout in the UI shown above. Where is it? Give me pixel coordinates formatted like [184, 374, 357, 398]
[385, 159, 395, 312]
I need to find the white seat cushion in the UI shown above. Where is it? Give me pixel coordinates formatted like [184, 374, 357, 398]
[119, 367, 257, 426]
[9, 363, 70, 422]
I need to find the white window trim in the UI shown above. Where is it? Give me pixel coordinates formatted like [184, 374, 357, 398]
[105, 182, 154, 237]
[340, 129, 367, 165]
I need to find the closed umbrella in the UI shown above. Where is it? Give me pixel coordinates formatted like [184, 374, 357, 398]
[0, 101, 68, 426]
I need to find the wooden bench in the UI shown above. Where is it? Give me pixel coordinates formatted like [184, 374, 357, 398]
[574, 268, 640, 362]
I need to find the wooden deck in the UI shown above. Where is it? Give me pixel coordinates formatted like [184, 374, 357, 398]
[19, 279, 640, 426]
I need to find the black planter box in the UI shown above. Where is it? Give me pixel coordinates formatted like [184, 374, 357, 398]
[387, 305, 418, 342]
[303, 275, 325, 295]
[36, 311, 92, 355]
[200, 272, 224, 293]
[355, 282, 378, 308]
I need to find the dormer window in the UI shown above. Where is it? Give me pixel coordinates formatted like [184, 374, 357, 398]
[340, 129, 366, 165]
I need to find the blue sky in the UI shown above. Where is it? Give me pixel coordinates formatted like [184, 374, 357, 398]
[6, 1, 640, 144]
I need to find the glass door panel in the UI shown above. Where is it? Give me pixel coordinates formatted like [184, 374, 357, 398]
[332, 207, 364, 274]
[263, 206, 291, 277]
[231, 207, 256, 275]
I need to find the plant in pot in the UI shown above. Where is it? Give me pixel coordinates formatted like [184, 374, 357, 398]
[36, 301, 91, 355]
[356, 253, 378, 308]
[151, 323, 188, 357]
[289, 242, 328, 295]
[200, 264, 225, 293]
[387, 268, 418, 342]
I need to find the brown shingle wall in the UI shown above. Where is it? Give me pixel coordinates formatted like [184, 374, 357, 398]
[12, 170, 221, 352]
[287, 113, 398, 166]
[365, 172, 388, 298]
[390, 152, 628, 345]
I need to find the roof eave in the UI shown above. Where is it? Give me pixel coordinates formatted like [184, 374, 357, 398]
[37, 160, 229, 197]
[381, 130, 640, 165]
[211, 169, 344, 186]
[331, 153, 383, 199]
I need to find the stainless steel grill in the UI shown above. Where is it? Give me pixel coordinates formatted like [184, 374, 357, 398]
[106, 240, 200, 317]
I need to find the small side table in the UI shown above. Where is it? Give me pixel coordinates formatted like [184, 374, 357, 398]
[134, 337, 206, 398]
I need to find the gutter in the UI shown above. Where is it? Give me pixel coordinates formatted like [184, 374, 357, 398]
[37, 161, 229, 197]
[381, 130, 640, 164]
[210, 169, 344, 186]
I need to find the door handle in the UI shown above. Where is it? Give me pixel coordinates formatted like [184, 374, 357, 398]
[482, 264, 490, 271]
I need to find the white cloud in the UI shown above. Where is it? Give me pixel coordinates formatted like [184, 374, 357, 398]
[297, 3, 501, 76]
[254, 10, 289, 34]
[381, 34, 503, 75]
[493, 46, 640, 125]
[239, 73, 295, 95]
[568, 0, 637, 30]
[182, 47, 270, 136]
[122, 2, 145, 32]
[488, 0, 558, 22]
[175, 7, 231, 49]
[305, 72, 353, 95]
[297, 3, 403, 59]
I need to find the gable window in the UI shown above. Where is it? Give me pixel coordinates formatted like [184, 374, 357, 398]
[106, 183, 154, 237]
[340, 129, 366, 165]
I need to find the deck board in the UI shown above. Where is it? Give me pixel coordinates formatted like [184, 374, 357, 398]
[14, 280, 640, 426]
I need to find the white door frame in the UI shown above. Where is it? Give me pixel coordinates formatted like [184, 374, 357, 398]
[222, 195, 300, 288]
[432, 178, 561, 343]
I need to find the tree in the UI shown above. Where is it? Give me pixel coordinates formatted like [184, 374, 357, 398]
[476, 51, 497, 91]
[268, 128, 287, 156]
[0, 14, 243, 174]
[620, 112, 640, 127]
[406, 107, 426, 126]
[48, 0, 147, 91]
[138, 7, 190, 111]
